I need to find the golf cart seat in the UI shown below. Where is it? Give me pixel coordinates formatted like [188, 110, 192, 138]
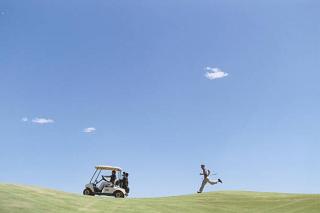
[103, 181, 113, 187]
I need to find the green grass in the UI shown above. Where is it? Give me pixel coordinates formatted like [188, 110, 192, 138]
[0, 184, 319, 213]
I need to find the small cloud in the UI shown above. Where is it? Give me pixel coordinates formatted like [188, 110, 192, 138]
[32, 117, 54, 124]
[21, 117, 28, 122]
[205, 67, 228, 80]
[83, 127, 96, 133]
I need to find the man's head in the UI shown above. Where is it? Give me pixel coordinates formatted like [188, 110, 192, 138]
[201, 164, 205, 169]
[125, 173, 129, 177]
[112, 170, 116, 175]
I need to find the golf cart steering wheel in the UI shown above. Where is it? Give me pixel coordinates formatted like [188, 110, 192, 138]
[102, 175, 108, 181]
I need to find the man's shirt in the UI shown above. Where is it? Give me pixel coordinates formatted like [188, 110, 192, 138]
[201, 168, 209, 178]
[110, 174, 116, 184]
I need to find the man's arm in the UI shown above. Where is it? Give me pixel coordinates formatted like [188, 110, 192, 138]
[102, 175, 111, 181]
[207, 170, 211, 176]
[200, 168, 205, 176]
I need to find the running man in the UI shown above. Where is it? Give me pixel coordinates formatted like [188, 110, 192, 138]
[197, 164, 222, 193]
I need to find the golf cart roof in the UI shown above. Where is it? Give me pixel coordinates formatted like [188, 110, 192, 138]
[95, 165, 122, 171]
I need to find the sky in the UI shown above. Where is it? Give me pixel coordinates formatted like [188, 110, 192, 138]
[0, 0, 320, 198]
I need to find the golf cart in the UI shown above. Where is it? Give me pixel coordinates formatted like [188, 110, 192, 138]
[83, 165, 129, 198]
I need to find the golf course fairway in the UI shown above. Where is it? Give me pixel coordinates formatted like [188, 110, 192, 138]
[0, 184, 319, 213]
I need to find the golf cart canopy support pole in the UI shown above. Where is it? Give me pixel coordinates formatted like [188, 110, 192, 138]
[95, 169, 102, 183]
[90, 169, 98, 183]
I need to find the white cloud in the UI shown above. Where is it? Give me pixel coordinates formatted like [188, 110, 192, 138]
[205, 67, 228, 80]
[21, 117, 28, 122]
[83, 127, 96, 133]
[32, 118, 54, 124]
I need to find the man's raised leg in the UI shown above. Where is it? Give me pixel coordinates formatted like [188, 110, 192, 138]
[207, 178, 219, 185]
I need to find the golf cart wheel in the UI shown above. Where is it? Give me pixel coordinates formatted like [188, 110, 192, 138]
[83, 188, 94, 196]
[114, 191, 124, 198]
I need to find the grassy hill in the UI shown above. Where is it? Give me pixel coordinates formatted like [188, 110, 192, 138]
[0, 184, 319, 213]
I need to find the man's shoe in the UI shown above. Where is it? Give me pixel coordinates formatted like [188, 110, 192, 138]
[197, 191, 202, 193]
[218, 179, 223, 183]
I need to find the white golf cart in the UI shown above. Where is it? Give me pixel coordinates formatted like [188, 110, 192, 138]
[83, 165, 128, 198]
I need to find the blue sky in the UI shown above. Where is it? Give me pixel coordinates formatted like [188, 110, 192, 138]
[0, 0, 319, 197]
